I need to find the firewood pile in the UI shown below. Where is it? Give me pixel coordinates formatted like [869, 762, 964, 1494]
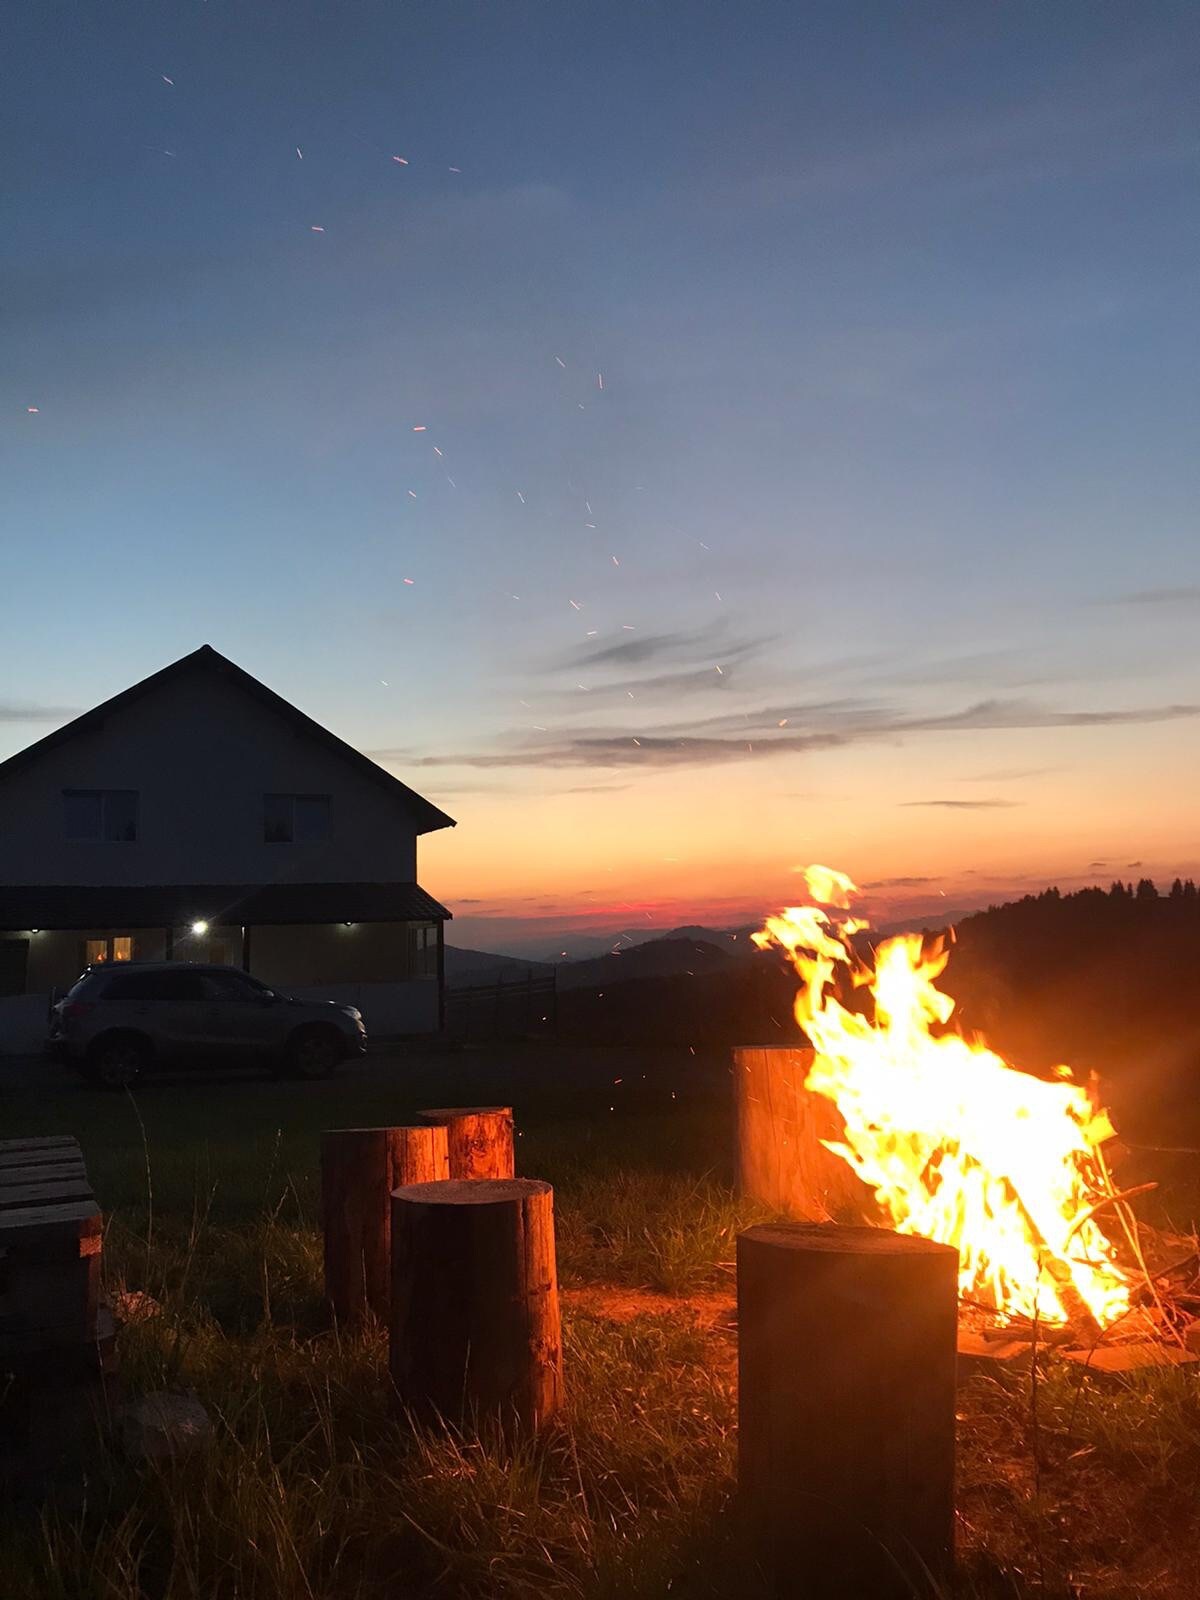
[0, 1136, 116, 1492]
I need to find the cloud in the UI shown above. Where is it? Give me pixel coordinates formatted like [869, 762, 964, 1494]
[562, 620, 767, 672]
[0, 701, 82, 725]
[1112, 586, 1200, 606]
[862, 876, 940, 889]
[561, 783, 632, 794]
[901, 799, 1022, 810]
[411, 697, 1200, 772]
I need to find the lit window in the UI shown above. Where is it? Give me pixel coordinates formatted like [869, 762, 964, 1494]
[64, 790, 138, 842]
[84, 934, 135, 965]
[264, 793, 331, 843]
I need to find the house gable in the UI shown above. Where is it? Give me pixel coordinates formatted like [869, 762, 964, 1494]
[0, 646, 455, 889]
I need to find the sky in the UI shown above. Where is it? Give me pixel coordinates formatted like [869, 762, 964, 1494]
[4, 1, 1199, 956]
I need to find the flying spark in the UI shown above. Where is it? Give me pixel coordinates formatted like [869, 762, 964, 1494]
[310, 225, 325, 232]
[412, 425, 426, 432]
[597, 372, 604, 389]
[161, 75, 174, 85]
[403, 577, 415, 585]
[26, 407, 39, 414]
[555, 356, 566, 368]
[392, 155, 409, 165]
[569, 599, 582, 610]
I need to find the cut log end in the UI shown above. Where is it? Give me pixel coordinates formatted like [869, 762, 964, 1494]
[394, 1177, 549, 1207]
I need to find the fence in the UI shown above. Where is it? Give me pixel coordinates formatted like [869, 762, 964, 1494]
[443, 971, 557, 1041]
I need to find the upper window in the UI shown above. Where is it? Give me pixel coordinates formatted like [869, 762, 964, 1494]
[64, 789, 139, 842]
[264, 793, 331, 844]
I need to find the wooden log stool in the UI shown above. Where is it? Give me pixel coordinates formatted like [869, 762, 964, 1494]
[321, 1125, 450, 1327]
[418, 1107, 515, 1180]
[390, 1177, 562, 1435]
[737, 1222, 958, 1599]
[734, 1046, 870, 1221]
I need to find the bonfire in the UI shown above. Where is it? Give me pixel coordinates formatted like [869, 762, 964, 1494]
[753, 867, 1198, 1348]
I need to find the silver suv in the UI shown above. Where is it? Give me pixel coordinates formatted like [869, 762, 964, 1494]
[46, 962, 367, 1088]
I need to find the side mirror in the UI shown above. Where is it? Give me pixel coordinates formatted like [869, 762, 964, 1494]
[258, 989, 276, 1005]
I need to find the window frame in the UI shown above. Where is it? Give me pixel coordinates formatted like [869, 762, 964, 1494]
[63, 788, 139, 843]
[263, 792, 332, 844]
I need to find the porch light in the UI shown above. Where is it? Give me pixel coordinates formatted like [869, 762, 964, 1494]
[190, 920, 209, 936]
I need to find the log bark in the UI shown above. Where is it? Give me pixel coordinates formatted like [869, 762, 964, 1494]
[738, 1222, 958, 1599]
[734, 1046, 869, 1221]
[322, 1125, 450, 1326]
[418, 1106, 515, 1180]
[390, 1177, 562, 1434]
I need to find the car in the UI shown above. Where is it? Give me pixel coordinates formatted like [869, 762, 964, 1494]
[46, 961, 368, 1089]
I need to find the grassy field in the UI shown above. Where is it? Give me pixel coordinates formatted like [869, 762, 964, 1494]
[2, 1044, 1198, 1599]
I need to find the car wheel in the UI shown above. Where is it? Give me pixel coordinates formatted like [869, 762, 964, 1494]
[287, 1026, 342, 1080]
[86, 1037, 148, 1091]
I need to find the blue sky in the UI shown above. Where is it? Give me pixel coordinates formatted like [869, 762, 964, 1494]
[4, 2, 1199, 951]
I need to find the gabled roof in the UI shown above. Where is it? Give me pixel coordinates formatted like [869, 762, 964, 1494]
[0, 645, 455, 836]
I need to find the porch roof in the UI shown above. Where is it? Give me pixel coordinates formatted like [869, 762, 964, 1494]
[0, 882, 451, 931]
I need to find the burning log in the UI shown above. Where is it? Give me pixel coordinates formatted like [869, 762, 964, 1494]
[389, 1178, 563, 1434]
[418, 1106, 515, 1180]
[321, 1125, 450, 1326]
[734, 1046, 869, 1220]
[738, 1222, 958, 1600]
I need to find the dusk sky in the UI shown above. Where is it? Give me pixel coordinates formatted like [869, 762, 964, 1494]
[5, 2, 1199, 955]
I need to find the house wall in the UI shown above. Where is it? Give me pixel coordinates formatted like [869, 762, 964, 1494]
[249, 923, 422, 987]
[0, 667, 420, 885]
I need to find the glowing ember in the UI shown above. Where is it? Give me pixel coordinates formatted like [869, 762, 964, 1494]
[754, 866, 1131, 1328]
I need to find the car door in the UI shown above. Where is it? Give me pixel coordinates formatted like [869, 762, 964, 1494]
[138, 968, 212, 1060]
[198, 969, 281, 1059]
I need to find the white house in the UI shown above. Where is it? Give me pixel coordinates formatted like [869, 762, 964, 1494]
[0, 645, 455, 1052]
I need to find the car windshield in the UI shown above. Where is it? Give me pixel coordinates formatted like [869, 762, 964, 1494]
[65, 971, 105, 999]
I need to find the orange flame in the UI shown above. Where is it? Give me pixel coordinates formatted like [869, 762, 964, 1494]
[755, 867, 1130, 1327]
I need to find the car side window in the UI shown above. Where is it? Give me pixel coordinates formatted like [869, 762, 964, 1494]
[201, 971, 262, 1001]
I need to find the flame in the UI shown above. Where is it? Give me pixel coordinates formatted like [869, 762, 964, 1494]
[755, 872, 1131, 1328]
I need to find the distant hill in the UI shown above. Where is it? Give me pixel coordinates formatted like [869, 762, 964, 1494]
[444, 946, 553, 989]
[556, 936, 741, 991]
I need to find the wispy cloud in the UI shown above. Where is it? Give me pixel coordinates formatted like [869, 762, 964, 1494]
[563, 620, 772, 672]
[408, 697, 1200, 772]
[0, 701, 82, 725]
[863, 876, 940, 889]
[1112, 586, 1200, 607]
[901, 799, 1022, 811]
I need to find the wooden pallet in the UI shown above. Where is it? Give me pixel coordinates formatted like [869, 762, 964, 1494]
[1, 1137, 116, 1490]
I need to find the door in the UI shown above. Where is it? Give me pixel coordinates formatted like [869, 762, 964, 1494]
[0, 940, 29, 997]
[197, 968, 282, 1058]
[104, 967, 212, 1060]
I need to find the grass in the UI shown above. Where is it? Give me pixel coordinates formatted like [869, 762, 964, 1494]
[2, 1045, 1199, 1597]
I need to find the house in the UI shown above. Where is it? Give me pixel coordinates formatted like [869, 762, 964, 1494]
[0, 645, 455, 1052]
